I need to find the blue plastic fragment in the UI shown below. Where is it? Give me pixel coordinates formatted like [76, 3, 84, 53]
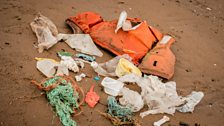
[75, 53, 96, 62]
[94, 76, 100, 81]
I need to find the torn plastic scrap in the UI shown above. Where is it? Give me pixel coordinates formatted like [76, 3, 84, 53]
[101, 77, 124, 96]
[85, 85, 100, 108]
[57, 33, 103, 57]
[176, 91, 204, 113]
[118, 87, 144, 112]
[30, 13, 58, 53]
[60, 56, 79, 73]
[115, 10, 141, 33]
[36, 58, 69, 77]
[75, 73, 86, 82]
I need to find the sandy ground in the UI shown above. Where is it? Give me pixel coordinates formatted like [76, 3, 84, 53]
[0, 0, 224, 126]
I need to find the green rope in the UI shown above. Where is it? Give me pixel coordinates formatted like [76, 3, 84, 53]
[107, 96, 133, 122]
[43, 76, 79, 126]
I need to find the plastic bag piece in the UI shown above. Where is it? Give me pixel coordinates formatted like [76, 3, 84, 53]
[57, 33, 103, 57]
[75, 73, 86, 82]
[176, 91, 204, 113]
[36, 58, 68, 77]
[60, 56, 79, 73]
[115, 11, 127, 33]
[118, 87, 144, 112]
[91, 54, 132, 77]
[115, 58, 142, 77]
[66, 12, 163, 64]
[30, 13, 58, 53]
[153, 116, 170, 126]
[85, 85, 100, 108]
[101, 77, 124, 96]
[138, 35, 175, 80]
[115, 11, 141, 33]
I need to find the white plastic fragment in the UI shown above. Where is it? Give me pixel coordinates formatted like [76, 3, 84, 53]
[119, 87, 144, 112]
[91, 54, 132, 77]
[75, 73, 86, 82]
[177, 91, 204, 113]
[101, 77, 124, 96]
[55, 65, 69, 76]
[75, 60, 85, 68]
[115, 11, 141, 33]
[57, 34, 103, 57]
[60, 56, 79, 73]
[36, 58, 68, 77]
[30, 13, 58, 53]
[153, 116, 170, 126]
[115, 11, 127, 33]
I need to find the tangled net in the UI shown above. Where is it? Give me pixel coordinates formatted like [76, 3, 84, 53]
[99, 96, 141, 126]
[31, 76, 84, 126]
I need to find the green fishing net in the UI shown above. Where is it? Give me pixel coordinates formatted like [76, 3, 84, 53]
[107, 96, 133, 122]
[43, 76, 79, 126]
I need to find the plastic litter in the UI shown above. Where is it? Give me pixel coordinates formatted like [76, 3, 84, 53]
[118, 74, 184, 117]
[75, 73, 86, 82]
[60, 56, 79, 73]
[118, 87, 144, 112]
[75, 53, 96, 62]
[66, 11, 163, 63]
[57, 33, 103, 57]
[153, 116, 170, 126]
[118, 74, 204, 117]
[30, 13, 58, 53]
[176, 91, 204, 113]
[115, 11, 141, 33]
[91, 54, 132, 77]
[36, 58, 69, 77]
[31, 76, 84, 126]
[115, 58, 142, 77]
[93, 76, 100, 81]
[101, 77, 124, 96]
[138, 35, 175, 79]
[85, 85, 100, 108]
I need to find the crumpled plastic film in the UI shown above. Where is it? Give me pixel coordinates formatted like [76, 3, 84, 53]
[57, 33, 103, 57]
[119, 87, 144, 112]
[30, 13, 58, 53]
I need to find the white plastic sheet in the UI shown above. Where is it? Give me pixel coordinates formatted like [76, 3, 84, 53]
[101, 77, 124, 96]
[30, 13, 58, 53]
[36, 58, 68, 77]
[115, 11, 141, 33]
[119, 87, 144, 112]
[57, 34, 103, 57]
[176, 91, 204, 113]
